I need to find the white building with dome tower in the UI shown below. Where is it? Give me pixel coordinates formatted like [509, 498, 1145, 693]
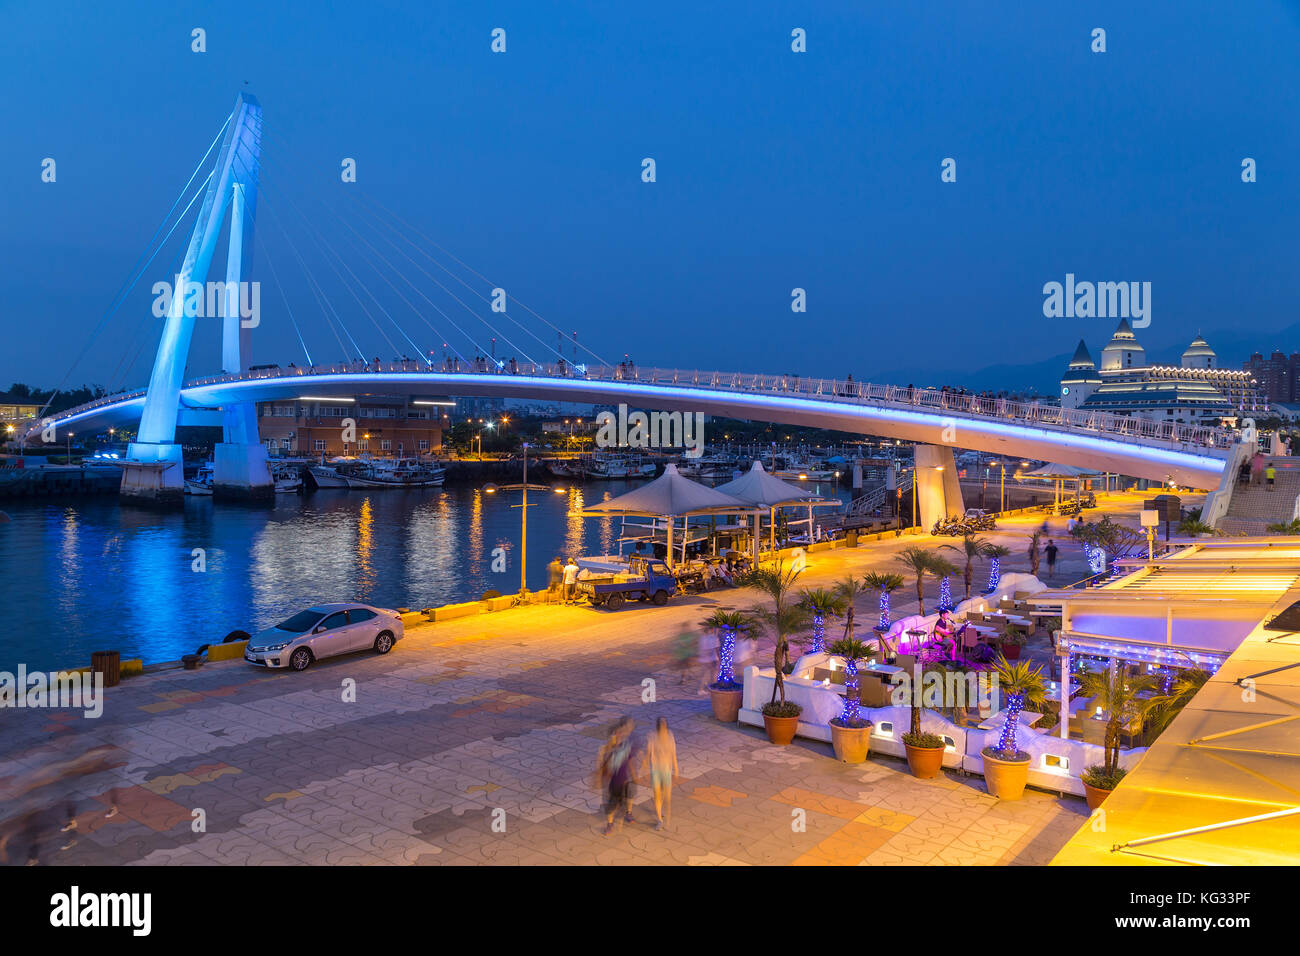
[1059, 320, 1263, 426]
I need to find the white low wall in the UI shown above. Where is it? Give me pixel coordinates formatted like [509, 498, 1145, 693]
[738, 655, 1145, 797]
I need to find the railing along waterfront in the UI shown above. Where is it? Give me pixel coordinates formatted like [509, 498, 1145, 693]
[47, 360, 1239, 454]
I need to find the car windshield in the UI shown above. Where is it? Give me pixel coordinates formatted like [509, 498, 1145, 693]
[275, 610, 326, 633]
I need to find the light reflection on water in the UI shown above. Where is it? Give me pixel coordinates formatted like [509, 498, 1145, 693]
[0, 478, 851, 670]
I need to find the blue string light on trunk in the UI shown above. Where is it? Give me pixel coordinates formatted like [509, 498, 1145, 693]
[843, 657, 860, 723]
[986, 556, 1001, 593]
[716, 626, 735, 685]
[938, 576, 952, 612]
[878, 589, 891, 630]
[997, 690, 1024, 756]
[810, 611, 826, 654]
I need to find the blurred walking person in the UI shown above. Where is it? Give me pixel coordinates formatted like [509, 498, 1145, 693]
[696, 626, 719, 695]
[596, 717, 639, 835]
[645, 718, 678, 830]
[547, 555, 563, 602]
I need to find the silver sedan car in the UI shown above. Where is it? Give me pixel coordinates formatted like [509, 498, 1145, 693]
[244, 603, 404, 671]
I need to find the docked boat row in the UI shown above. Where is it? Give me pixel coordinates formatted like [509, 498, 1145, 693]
[547, 453, 658, 481]
[184, 461, 307, 496]
[308, 456, 447, 489]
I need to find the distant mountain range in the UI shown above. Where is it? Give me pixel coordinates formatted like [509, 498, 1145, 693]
[864, 320, 1300, 395]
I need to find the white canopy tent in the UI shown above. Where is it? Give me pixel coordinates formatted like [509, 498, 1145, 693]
[577, 464, 754, 566]
[713, 460, 834, 561]
[1021, 461, 1102, 514]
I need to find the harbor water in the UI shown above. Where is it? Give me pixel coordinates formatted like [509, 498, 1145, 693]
[0, 479, 851, 671]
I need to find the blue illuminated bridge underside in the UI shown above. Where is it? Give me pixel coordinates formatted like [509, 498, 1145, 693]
[43, 366, 1236, 490]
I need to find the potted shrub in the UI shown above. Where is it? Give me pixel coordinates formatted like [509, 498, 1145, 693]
[900, 659, 947, 778]
[1077, 668, 1162, 810]
[703, 609, 754, 722]
[980, 655, 1046, 800]
[741, 560, 811, 745]
[826, 634, 873, 762]
[998, 628, 1028, 661]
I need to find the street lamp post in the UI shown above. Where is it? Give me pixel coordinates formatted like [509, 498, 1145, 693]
[483, 442, 554, 598]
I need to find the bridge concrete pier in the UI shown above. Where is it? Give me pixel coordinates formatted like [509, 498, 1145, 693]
[121, 443, 186, 504]
[914, 444, 964, 529]
[212, 442, 274, 500]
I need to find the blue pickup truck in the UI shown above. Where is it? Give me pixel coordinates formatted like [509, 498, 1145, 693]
[579, 558, 679, 610]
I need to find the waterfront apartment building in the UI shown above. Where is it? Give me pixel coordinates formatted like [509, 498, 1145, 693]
[257, 396, 445, 457]
[1243, 350, 1300, 405]
[1060, 320, 1264, 426]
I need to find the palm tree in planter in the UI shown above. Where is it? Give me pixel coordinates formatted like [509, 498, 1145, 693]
[982, 543, 1012, 594]
[981, 655, 1047, 800]
[900, 656, 948, 779]
[703, 609, 755, 723]
[1027, 530, 1042, 578]
[798, 588, 848, 655]
[740, 561, 812, 745]
[1077, 668, 1161, 810]
[826, 635, 873, 763]
[860, 571, 905, 659]
[941, 533, 989, 601]
[895, 546, 957, 618]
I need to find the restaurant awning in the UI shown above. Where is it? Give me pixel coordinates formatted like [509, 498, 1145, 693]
[577, 463, 751, 517]
[712, 460, 827, 508]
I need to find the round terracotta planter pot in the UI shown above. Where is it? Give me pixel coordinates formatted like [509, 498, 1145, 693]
[763, 713, 800, 745]
[709, 685, 743, 723]
[1083, 782, 1112, 812]
[830, 721, 873, 763]
[982, 749, 1030, 800]
[1000, 643, 1022, 660]
[903, 742, 946, 779]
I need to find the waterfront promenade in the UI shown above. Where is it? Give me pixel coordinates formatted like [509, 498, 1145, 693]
[0, 500, 1163, 866]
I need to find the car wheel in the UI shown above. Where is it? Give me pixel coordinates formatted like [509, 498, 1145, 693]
[374, 631, 395, 654]
[289, 647, 313, 671]
[605, 592, 625, 610]
[652, 589, 669, 606]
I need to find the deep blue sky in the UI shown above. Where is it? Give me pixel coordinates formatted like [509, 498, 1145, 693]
[4, 0, 1299, 393]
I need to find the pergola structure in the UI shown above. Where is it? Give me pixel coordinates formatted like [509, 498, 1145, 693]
[1040, 537, 1300, 864]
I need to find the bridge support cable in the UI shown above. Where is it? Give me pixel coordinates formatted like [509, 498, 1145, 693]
[259, 194, 363, 364]
[255, 168, 410, 364]
[357, 190, 612, 368]
[255, 146, 479, 367]
[330, 199, 531, 366]
[46, 162, 220, 415]
[107, 239, 193, 395]
[339, 190, 548, 366]
[219, 148, 319, 369]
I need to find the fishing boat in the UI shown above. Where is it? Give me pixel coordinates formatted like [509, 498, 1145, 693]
[310, 456, 446, 489]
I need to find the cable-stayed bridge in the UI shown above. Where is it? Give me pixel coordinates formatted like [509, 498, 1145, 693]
[28, 94, 1241, 519]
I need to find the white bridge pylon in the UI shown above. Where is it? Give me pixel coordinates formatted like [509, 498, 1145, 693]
[122, 93, 270, 502]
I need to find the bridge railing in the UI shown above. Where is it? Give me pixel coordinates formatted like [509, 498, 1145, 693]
[48, 359, 1239, 454]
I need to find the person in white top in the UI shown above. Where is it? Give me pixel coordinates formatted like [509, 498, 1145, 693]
[562, 558, 580, 604]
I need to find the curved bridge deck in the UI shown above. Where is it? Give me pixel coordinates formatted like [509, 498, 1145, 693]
[39, 362, 1237, 489]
